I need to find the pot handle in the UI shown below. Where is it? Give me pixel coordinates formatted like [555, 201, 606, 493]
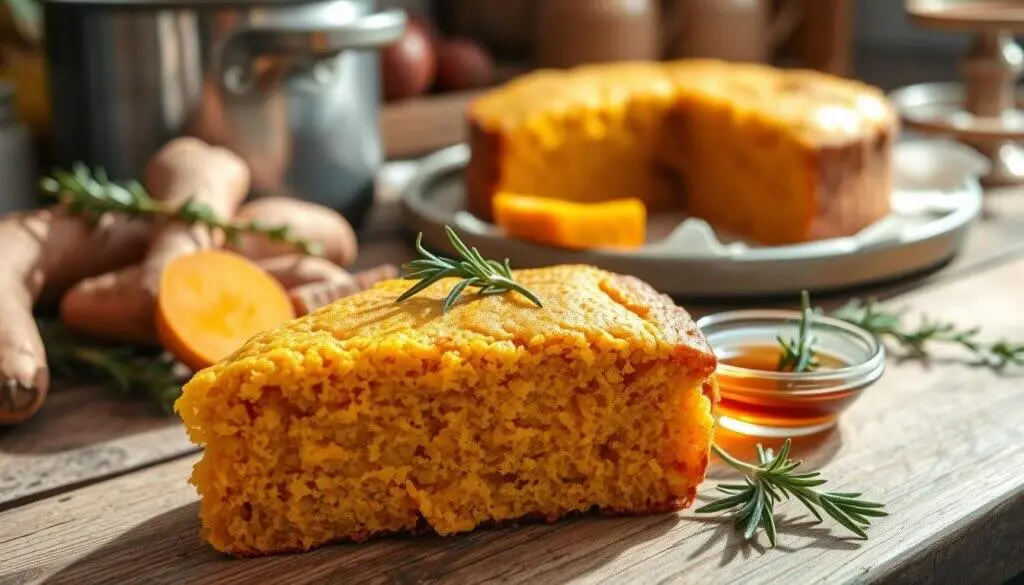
[235, 7, 406, 53]
[218, 7, 406, 93]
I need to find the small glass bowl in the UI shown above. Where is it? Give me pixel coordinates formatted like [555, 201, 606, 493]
[696, 309, 886, 438]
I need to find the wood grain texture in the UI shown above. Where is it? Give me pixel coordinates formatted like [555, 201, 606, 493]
[1, 256, 1022, 585]
[0, 385, 192, 509]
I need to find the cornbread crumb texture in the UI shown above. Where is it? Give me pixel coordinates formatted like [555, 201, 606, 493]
[176, 266, 717, 555]
[466, 59, 896, 245]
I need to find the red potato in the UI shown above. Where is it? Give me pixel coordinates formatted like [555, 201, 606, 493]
[408, 12, 440, 41]
[229, 197, 358, 267]
[381, 17, 437, 101]
[60, 138, 251, 344]
[434, 38, 495, 92]
[0, 210, 152, 424]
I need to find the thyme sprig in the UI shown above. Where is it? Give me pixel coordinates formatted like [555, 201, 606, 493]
[39, 163, 321, 256]
[833, 298, 1024, 370]
[397, 226, 543, 313]
[777, 290, 820, 372]
[697, 439, 887, 546]
[39, 321, 184, 413]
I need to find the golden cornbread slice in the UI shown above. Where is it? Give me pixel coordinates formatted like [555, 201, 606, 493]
[176, 265, 718, 556]
[466, 59, 896, 245]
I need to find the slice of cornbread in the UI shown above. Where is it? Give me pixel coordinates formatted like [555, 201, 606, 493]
[176, 265, 718, 556]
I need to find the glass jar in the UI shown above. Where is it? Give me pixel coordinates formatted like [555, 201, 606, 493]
[697, 309, 885, 438]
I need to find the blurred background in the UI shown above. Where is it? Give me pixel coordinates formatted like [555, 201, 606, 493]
[0, 0, 1019, 209]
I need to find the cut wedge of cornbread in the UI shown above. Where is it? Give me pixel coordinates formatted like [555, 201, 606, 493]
[175, 265, 718, 555]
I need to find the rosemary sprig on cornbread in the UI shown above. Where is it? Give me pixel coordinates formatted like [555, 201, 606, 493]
[397, 226, 543, 313]
[777, 290, 820, 373]
[697, 439, 887, 546]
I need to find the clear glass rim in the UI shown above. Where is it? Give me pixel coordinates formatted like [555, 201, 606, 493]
[696, 309, 886, 393]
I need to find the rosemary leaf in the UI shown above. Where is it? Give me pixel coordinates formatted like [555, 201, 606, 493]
[697, 439, 887, 546]
[39, 321, 184, 414]
[831, 298, 1024, 370]
[397, 227, 543, 313]
[39, 164, 322, 257]
[777, 290, 820, 372]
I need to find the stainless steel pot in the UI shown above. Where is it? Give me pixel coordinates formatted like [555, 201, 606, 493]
[42, 0, 405, 230]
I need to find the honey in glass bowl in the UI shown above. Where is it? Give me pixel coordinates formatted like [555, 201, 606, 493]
[697, 310, 886, 438]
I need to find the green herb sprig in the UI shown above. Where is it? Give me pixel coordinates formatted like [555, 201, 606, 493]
[40, 321, 184, 413]
[40, 163, 321, 256]
[833, 298, 1024, 370]
[777, 290, 819, 372]
[397, 226, 543, 313]
[776, 290, 1023, 373]
[697, 439, 887, 546]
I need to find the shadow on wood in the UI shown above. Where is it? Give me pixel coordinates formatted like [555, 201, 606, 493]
[706, 423, 846, 482]
[40, 503, 684, 585]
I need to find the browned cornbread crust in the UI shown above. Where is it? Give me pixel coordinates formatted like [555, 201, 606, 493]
[466, 59, 896, 245]
[176, 265, 718, 556]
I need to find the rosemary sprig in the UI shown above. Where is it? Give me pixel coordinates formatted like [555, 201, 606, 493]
[777, 290, 820, 372]
[832, 298, 1024, 370]
[39, 321, 184, 413]
[397, 226, 543, 313]
[39, 163, 322, 256]
[697, 439, 887, 546]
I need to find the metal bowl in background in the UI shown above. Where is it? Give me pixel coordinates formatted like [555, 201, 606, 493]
[42, 0, 405, 230]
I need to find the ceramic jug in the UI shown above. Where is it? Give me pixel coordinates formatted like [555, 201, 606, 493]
[535, 0, 663, 68]
[665, 0, 803, 63]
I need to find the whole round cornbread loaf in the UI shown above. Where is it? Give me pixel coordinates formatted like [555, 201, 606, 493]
[466, 59, 897, 245]
[175, 265, 719, 555]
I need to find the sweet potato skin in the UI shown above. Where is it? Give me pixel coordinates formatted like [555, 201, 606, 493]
[229, 197, 358, 268]
[139, 138, 252, 296]
[256, 255, 353, 290]
[59, 138, 252, 345]
[0, 209, 152, 424]
[286, 264, 398, 315]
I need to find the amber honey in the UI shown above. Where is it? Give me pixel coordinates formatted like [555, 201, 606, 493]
[716, 344, 865, 436]
[697, 309, 885, 438]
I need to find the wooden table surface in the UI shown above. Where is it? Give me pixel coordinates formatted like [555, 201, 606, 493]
[1, 172, 1023, 585]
